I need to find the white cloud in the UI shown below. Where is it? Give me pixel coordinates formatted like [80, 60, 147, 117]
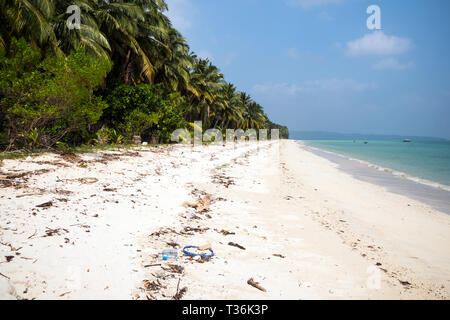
[372, 58, 414, 71]
[346, 31, 413, 56]
[285, 0, 344, 8]
[165, 0, 193, 32]
[286, 48, 324, 62]
[196, 50, 214, 61]
[252, 79, 376, 96]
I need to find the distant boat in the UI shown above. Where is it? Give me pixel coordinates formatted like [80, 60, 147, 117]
[403, 139, 412, 143]
[364, 141, 368, 144]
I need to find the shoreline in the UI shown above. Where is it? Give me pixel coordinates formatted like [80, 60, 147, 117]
[300, 140, 450, 193]
[299, 141, 450, 215]
[1, 140, 449, 299]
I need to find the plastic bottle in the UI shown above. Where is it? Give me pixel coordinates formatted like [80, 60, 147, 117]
[159, 248, 178, 260]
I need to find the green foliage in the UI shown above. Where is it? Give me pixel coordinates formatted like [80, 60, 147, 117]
[0, 38, 111, 149]
[153, 99, 187, 142]
[103, 83, 165, 127]
[0, 2, 289, 151]
[108, 129, 124, 145]
[26, 128, 41, 151]
[55, 141, 74, 153]
[104, 83, 186, 143]
[95, 127, 124, 145]
[123, 109, 160, 138]
[267, 120, 290, 139]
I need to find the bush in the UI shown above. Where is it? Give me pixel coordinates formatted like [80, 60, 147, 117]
[0, 38, 112, 150]
[104, 83, 186, 143]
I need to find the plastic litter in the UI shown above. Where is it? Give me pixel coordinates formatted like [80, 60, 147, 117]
[159, 248, 178, 260]
[183, 246, 214, 258]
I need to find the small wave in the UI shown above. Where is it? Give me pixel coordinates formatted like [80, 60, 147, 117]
[299, 141, 450, 192]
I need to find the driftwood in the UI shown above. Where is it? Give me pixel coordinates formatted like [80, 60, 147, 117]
[36, 201, 53, 208]
[144, 264, 161, 268]
[247, 278, 267, 292]
[228, 242, 246, 250]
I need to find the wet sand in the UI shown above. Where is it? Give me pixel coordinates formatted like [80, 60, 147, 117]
[303, 143, 450, 215]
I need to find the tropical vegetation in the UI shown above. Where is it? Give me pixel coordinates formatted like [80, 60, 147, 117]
[0, 0, 288, 151]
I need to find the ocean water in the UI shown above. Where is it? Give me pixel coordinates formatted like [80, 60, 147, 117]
[302, 140, 450, 191]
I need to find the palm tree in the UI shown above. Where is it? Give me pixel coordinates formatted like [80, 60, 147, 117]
[215, 83, 242, 129]
[0, 0, 282, 140]
[237, 92, 252, 129]
[0, 0, 61, 55]
[52, 0, 111, 58]
[152, 28, 193, 93]
[188, 57, 224, 125]
[247, 102, 266, 129]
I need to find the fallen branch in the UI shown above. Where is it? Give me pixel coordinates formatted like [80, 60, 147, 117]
[228, 242, 246, 250]
[247, 278, 266, 292]
[144, 264, 161, 268]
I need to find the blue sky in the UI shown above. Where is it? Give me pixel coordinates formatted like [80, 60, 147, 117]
[166, 0, 450, 139]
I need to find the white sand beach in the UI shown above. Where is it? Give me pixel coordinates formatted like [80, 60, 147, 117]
[1, 140, 449, 300]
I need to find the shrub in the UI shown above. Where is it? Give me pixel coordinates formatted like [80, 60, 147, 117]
[0, 38, 112, 150]
[104, 83, 186, 143]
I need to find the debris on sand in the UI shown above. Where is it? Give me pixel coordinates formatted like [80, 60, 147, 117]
[165, 241, 180, 248]
[247, 278, 266, 292]
[273, 254, 285, 259]
[43, 227, 68, 237]
[150, 227, 180, 237]
[212, 174, 235, 188]
[59, 152, 80, 163]
[36, 201, 53, 208]
[399, 280, 412, 287]
[173, 287, 187, 300]
[79, 177, 98, 184]
[1, 169, 51, 188]
[0, 179, 12, 188]
[161, 264, 184, 274]
[181, 226, 209, 235]
[182, 194, 212, 213]
[228, 242, 246, 250]
[5, 169, 50, 180]
[219, 229, 235, 236]
[144, 264, 162, 268]
[32, 160, 69, 168]
[144, 279, 162, 291]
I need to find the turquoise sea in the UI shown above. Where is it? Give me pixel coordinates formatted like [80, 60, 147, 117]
[302, 140, 450, 190]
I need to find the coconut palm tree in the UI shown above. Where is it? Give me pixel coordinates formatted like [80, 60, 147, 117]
[237, 92, 252, 129]
[188, 57, 224, 125]
[0, 0, 286, 141]
[152, 28, 193, 93]
[0, 0, 60, 55]
[215, 83, 242, 129]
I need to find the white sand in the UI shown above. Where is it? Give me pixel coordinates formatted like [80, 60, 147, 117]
[0, 140, 449, 299]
